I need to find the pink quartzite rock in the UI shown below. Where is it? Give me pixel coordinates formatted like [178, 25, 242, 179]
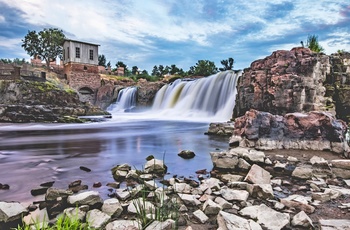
[232, 109, 349, 156]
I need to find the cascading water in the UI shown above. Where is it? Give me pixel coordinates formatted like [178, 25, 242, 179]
[107, 87, 137, 112]
[152, 70, 242, 121]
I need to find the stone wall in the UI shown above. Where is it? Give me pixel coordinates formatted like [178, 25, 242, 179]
[64, 63, 100, 90]
[233, 47, 332, 119]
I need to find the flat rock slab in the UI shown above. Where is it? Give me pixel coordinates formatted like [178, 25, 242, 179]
[0, 201, 27, 223]
[319, 219, 350, 229]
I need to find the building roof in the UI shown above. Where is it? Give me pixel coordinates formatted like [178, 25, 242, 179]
[64, 39, 100, 46]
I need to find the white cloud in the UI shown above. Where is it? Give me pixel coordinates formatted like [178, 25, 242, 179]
[0, 36, 21, 49]
[0, 15, 5, 23]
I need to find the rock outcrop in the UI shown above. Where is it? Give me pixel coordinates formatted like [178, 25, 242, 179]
[233, 47, 331, 119]
[327, 52, 350, 123]
[94, 78, 165, 110]
[0, 80, 110, 122]
[233, 48, 350, 123]
[231, 109, 349, 156]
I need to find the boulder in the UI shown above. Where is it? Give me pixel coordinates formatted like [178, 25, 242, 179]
[105, 220, 140, 230]
[291, 211, 314, 228]
[247, 184, 274, 199]
[220, 186, 249, 202]
[0, 201, 27, 223]
[63, 207, 86, 222]
[292, 166, 313, 180]
[101, 198, 123, 217]
[217, 211, 260, 230]
[45, 187, 73, 201]
[202, 199, 221, 215]
[239, 204, 290, 230]
[144, 159, 167, 174]
[145, 219, 176, 230]
[86, 209, 111, 229]
[232, 109, 349, 155]
[210, 150, 239, 170]
[178, 150, 196, 159]
[177, 193, 201, 206]
[244, 164, 271, 184]
[193, 209, 209, 224]
[67, 191, 103, 208]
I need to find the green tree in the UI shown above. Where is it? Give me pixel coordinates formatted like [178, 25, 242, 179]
[158, 65, 164, 77]
[219, 57, 234, 71]
[106, 61, 111, 68]
[151, 65, 159, 76]
[116, 61, 128, 75]
[98, 54, 106, 67]
[306, 35, 324, 53]
[131, 66, 139, 75]
[190, 60, 218, 76]
[22, 28, 65, 71]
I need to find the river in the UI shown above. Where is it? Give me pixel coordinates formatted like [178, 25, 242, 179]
[0, 114, 230, 203]
[0, 71, 240, 203]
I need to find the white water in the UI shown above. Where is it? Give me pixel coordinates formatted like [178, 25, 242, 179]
[107, 87, 137, 112]
[151, 70, 241, 121]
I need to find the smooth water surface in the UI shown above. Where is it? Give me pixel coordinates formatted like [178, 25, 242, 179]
[0, 116, 229, 202]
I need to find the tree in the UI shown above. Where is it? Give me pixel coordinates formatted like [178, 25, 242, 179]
[306, 35, 324, 53]
[116, 61, 128, 75]
[190, 60, 218, 76]
[106, 61, 111, 68]
[131, 66, 139, 75]
[22, 28, 65, 71]
[151, 65, 159, 76]
[219, 57, 234, 71]
[98, 54, 106, 67]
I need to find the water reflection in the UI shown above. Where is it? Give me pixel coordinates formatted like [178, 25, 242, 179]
[0, 120, 229, 202]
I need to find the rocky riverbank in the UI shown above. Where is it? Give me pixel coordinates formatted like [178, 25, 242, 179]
[1, 147, 350, 229]
[0, 80, 110, 123]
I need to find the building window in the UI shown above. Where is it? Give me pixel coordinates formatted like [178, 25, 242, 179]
[89, 50, 93, 60]
[67, 47, 70, 59]
[63, 49, 65, 60]
[75, 47, 80, 58]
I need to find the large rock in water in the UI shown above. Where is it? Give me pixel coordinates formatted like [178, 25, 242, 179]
[231, 109, 349, 156]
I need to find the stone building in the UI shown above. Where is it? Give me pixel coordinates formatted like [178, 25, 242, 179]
[63, 39, 101, 103]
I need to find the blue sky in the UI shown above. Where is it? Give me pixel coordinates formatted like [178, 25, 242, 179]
[0, 0, 350, 73]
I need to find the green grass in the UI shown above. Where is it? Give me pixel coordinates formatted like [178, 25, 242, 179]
[13, 209, 91, 230]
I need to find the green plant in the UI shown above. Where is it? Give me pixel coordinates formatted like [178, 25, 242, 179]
[132, 154, 179, 229]
[13, 208, 90, 230]
[132, 186, 179, 229]
[306, 34, 324, 53]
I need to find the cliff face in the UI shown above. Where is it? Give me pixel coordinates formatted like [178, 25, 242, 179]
[233, 47, 332, 119]
[326, 52, 350, 122]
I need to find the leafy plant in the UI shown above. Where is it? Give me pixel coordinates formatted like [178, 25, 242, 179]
[306, 34, 324, 53]
[13, 208, 90, 230]
[22, 28, 66, 72]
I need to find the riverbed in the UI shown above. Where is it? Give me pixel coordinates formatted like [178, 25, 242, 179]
[0, 113, 230, 203]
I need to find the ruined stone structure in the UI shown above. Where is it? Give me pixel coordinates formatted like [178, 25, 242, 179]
[63, 39, 101, 103]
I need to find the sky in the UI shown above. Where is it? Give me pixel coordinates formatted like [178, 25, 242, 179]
[0, 0, 350, 73]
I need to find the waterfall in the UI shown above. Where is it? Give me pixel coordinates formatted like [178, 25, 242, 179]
[107, 87, 137, 112]
[152, 70, 241, 120]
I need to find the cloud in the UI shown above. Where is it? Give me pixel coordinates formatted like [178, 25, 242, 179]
[0, 0, 350, 71]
